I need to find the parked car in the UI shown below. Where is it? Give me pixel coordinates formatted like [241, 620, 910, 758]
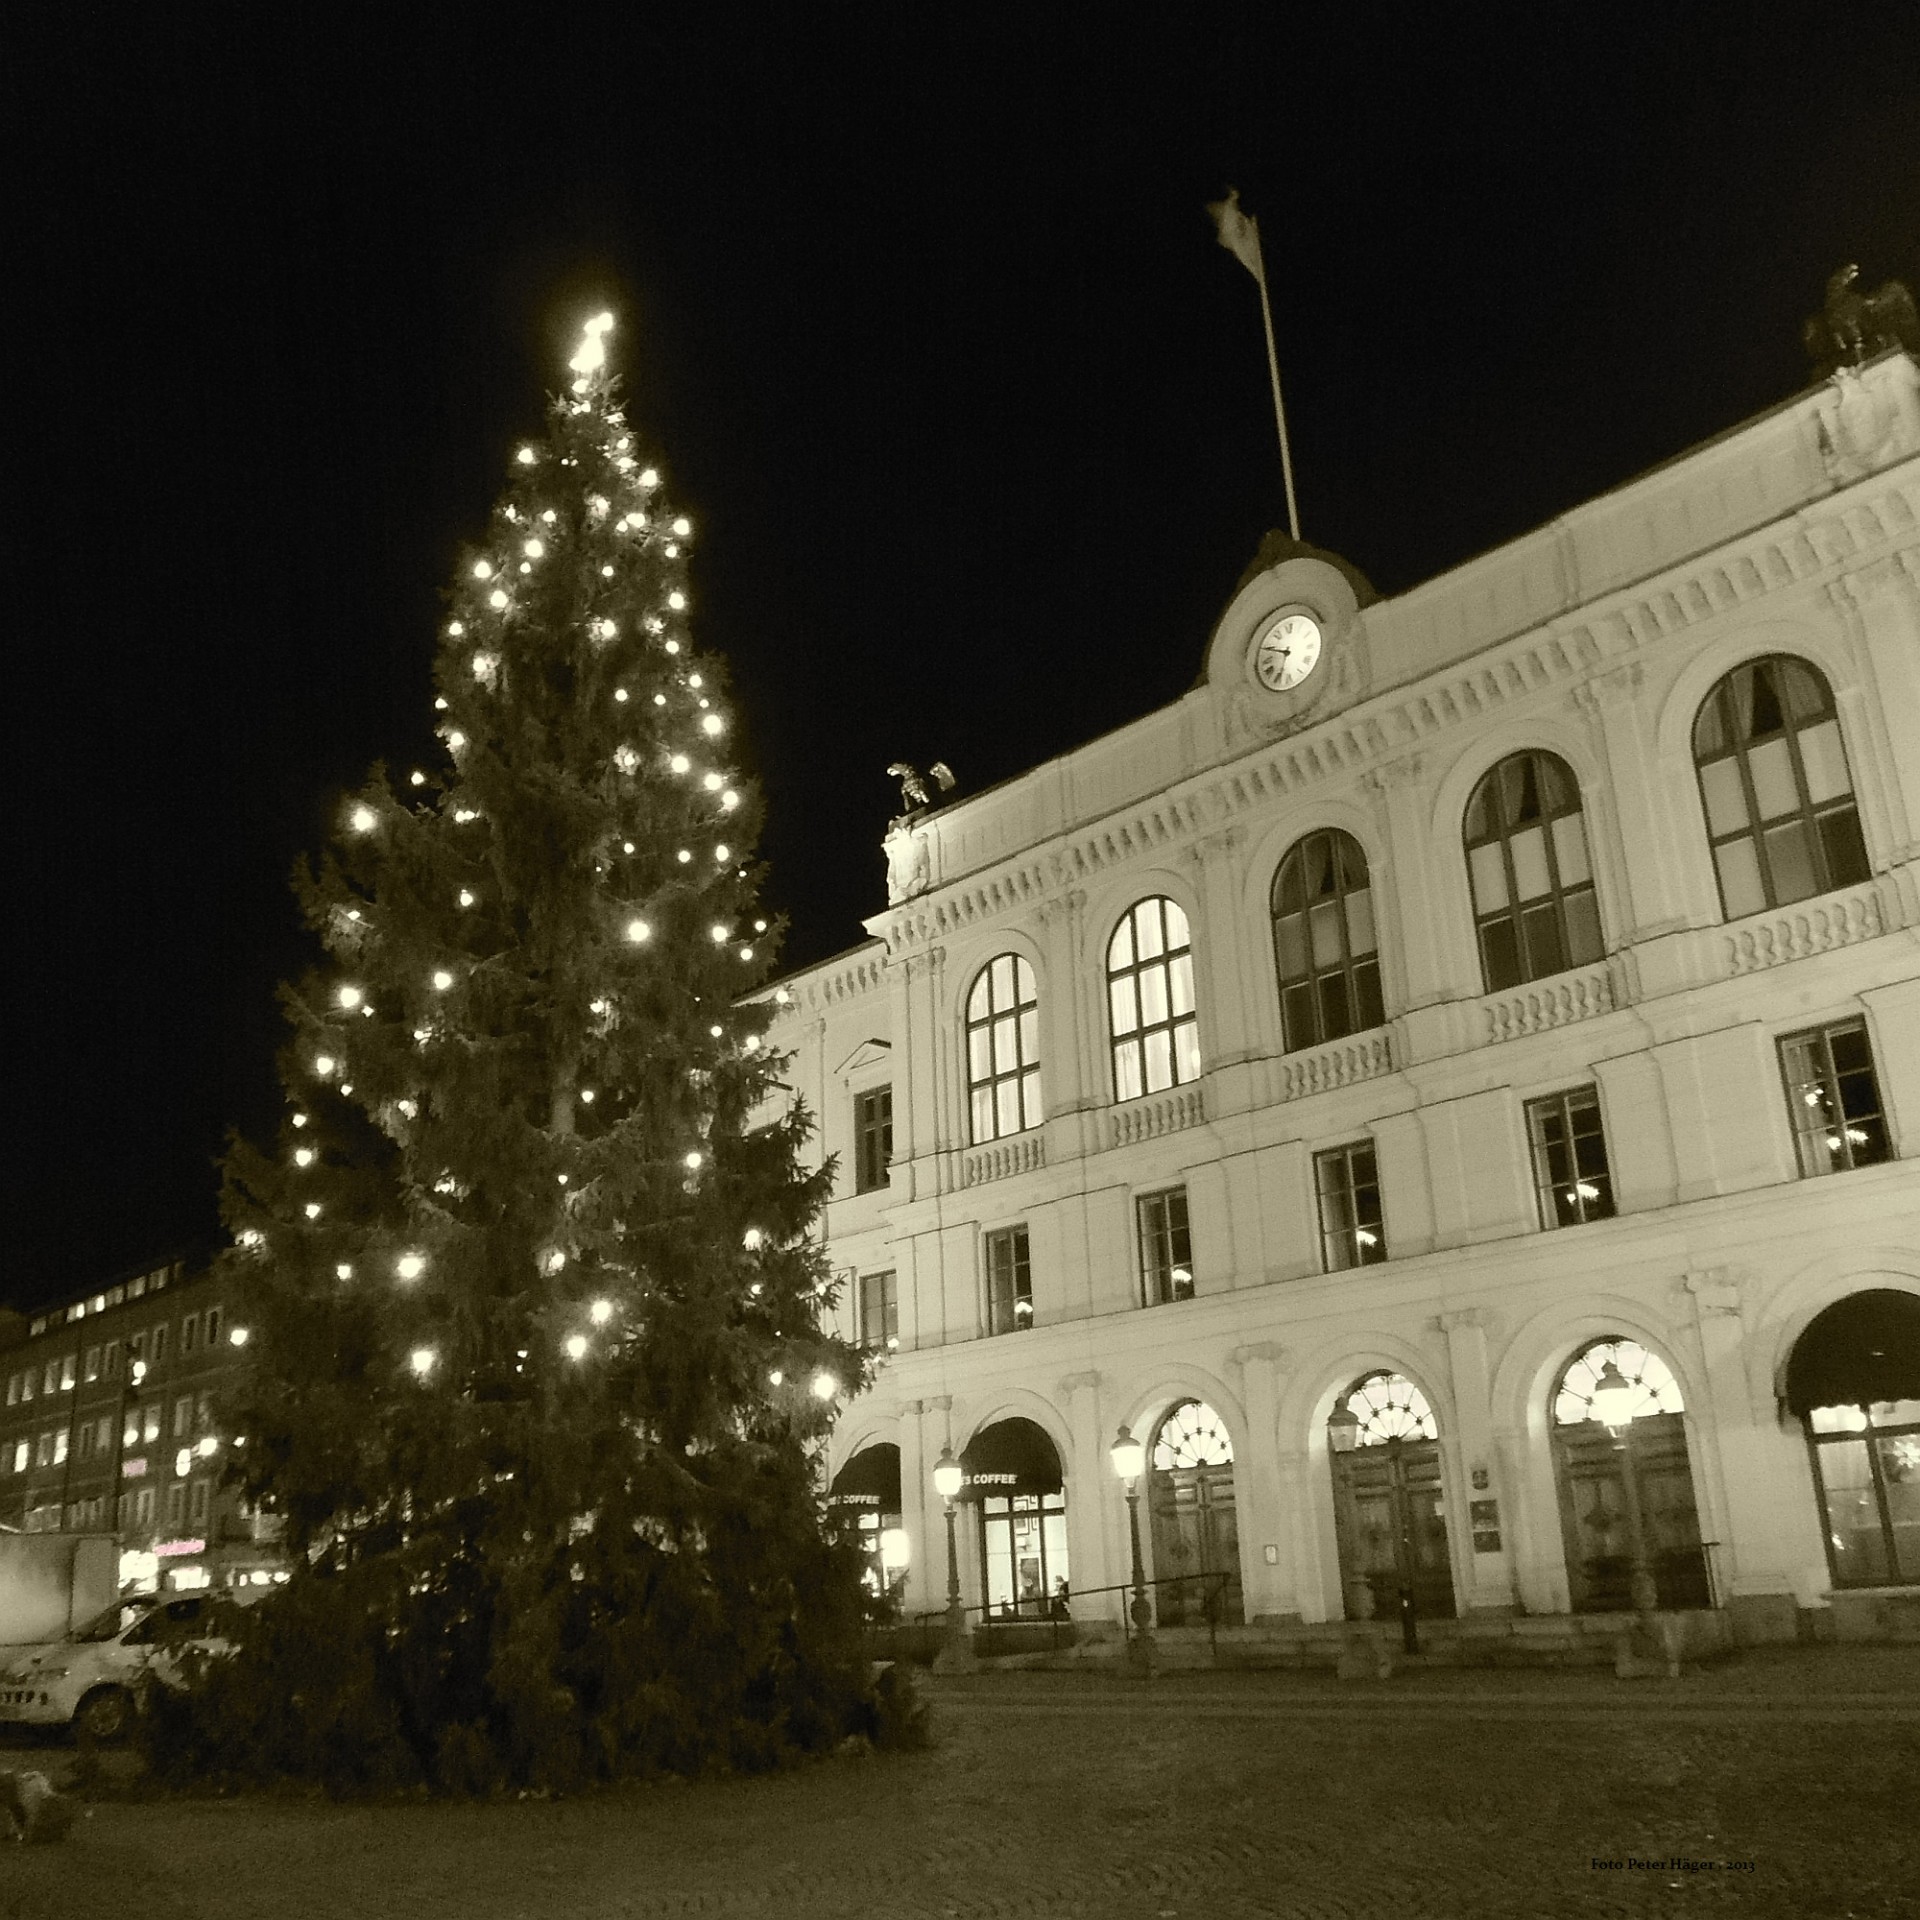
[0, 1592, 240, 1741]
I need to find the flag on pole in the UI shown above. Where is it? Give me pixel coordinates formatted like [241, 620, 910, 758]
[1207, 187, 1263, 281]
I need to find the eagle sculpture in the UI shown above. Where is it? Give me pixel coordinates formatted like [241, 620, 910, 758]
[887, 760, 955, 816]
[1803, 266, 1920, 379]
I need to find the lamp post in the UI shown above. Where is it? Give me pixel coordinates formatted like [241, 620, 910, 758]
[1109, 1425, 1155, 1677]
[1590, 1358, 1660, 1616]
[931, 1445, 973, 1672]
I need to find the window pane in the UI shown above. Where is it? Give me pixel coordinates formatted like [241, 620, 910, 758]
[1763, 819, 1818, 905]
[997, 1079, 1020, 1139]
[1021, 1069, 1040, 1126]
[992, 953, 1015, 1005]
[1779, 659, 1829, 723]
[1309, 900, 1342, 970]
[1164, 900, 1191, 949]
[1018, 1007, 1039, 1064]
[1145, 1027, 1173, 1093]
[972, 1087, 995, 1141]
[1551, 814, 1592, 888]
[1168, 952, 1195, 1017]
[1715, 839, 1766, 919]
[1110, 977, 1138, 1037]
[1175, 1019, 1201, 1085]
[1136, 905, 1165, 960]
[1819, 806, 1870, 889]
[968, 972, 991, 1021]
[1276, 914, 1308, 979]
[1282, 981, 1316, 1050]
[1139, 964, 1169, 1027]
[1318, 972, 1352, 1041]
[1468, 839, 1508, 913]
[1828, 1025, 1871, 1076]
[1748, 736, 1799, 820]
[1699, 758, 1749, 839]
[1345, 886, 1376, 956]
[1818, 1438, 1891, 1582]
[1510, 825, 1550, 902]
[1522, 899, 1566, 980]
[1798, 720, 1851, 805]
[1692, 689, 1729, 758]
[1563, 888, 1603, 967]
[1354, 960, 1384, 1031]
[1109, 916, 1134, 971]
[1115, 1039, 1143, 1103]
[992, 1016, 1018, 1076]
[1481, 918, 1520, 992]
[969, 1026, 992, 1082]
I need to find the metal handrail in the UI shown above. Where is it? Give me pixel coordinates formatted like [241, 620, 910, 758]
[886, 1567, 1236, 1661]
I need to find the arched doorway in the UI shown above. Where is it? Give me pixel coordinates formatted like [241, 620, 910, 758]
[1328, 1372, 1456, 1623]
[1785, 1289, 1920, 1587]
[960, 1418, 1068, 1619]
[1551, 1338, 1711, 1611]
[829, 1443, 906, 1617]
[1147, 1400, 1243, 1627]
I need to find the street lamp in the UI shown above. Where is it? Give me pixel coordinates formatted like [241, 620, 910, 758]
[931, 1445, 972, 1672]
[1109, 1425, 1155, 1677]
[1590, 1358, 1660, 1615]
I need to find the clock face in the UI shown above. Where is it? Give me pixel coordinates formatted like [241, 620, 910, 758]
[1253, 612, 1323, 692]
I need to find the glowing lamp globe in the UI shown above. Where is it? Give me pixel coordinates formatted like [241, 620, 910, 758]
[1110, 1426, 1146, 1485]
[1588, 1358, 1638, 1437]
[395, 1252, 426, 1281]
[409, 1348, 436, 1379]
[565, 1334, 589, 1361]
[932, 1447, 964, 1503]
[588, 1298, 612, 1326]
[810, 1370, 839, 1402]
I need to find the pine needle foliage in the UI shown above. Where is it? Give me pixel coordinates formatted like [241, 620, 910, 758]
[179, 319, 875, 1793]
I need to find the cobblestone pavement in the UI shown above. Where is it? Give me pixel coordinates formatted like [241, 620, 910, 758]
[4, 1648, 1916, 1920]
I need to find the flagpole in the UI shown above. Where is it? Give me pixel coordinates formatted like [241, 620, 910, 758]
[1247, 218, 1301, 542]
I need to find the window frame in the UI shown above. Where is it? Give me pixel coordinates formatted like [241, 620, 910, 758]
[858, 1270, 899, 1352]
[966, 954, 1043, 1143]
[1692, 654, 1868, 921]
[1135, 1188, 1194, 1307]
[852, 1085, 893, 1195]
[1314, 1141, 1387, 1272]
[1271, 829, 1385, 1052]
[1803, 1400, 1920, 1589]
[1525, 1086, 1618, 1229]
[1106, 898, 1202, 1103]
[1462, 750, 1604, 993]
[984, 1225, 1034, 1334]
[1779, 1018, 1893, 1177]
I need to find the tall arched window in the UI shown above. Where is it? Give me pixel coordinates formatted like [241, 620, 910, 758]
[1463, 751, 1603, 992]
[1692, 655, 1868, 920]
[1107, 898, 1200, 1102]
[966, 954, 1041, 1142]
[1272, 829, 1384, 1051]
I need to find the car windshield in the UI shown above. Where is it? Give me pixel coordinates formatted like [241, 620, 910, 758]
[72, 1598, 157, 1644]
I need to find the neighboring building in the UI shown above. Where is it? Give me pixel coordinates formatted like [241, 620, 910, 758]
[779, 348, 1920, 1646]
[0, 1258, 283, 1595]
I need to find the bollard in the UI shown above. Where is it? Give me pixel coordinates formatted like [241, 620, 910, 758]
[1, 1769, 77, 1844]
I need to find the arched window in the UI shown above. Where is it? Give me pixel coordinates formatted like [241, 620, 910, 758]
[1692, 655, 1868, 920]
[1107, 898, 1200, 1102]
[966, 954, 1041, 1143]
[1463, 751, 1603, 992]
[1272, 830, 1384, 1050]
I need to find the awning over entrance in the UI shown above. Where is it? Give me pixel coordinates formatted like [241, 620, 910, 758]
[829, 1442, 901, 1512]
[1784, 1289, 1920, 1414]
[960, 1417, 1062, 1498]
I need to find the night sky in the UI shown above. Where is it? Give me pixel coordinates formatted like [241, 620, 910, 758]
[7, 11, 1919, 1312]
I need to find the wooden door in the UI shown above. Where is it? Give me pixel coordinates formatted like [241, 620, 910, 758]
[1148, 1463, 1244, 1626]
[1553, 1412, 1710, 1611]
[1331, 1439, 1457, 1622]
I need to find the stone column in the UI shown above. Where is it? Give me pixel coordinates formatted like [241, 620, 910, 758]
[1362, 752, 1454, 1054]
[1831, 560, 1920, 867]
[1570, 663, 1688, 945]
[1037, 888, 1100, 1163]
[1439, 1308, 1516, 1613]
[898, 1398, 934, 1617]
[1228, 1342, 1292, 1621]
[1181, 822, 1254, 1080]
[1057, 1369, 1119, 1625]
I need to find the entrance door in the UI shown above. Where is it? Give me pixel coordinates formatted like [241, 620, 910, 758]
[1147, 1401, 1244, 1627]
[1331, 1439, 1457, 1622]
[1554, 1415, 1711, 1611]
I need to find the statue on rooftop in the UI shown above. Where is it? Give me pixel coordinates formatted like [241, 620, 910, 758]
[1803, 265, 1919, 379]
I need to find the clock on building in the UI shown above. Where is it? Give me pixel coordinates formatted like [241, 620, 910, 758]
[1252, 611, 1323, 692]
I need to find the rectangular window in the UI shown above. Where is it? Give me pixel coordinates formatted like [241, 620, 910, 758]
[204, 1306, 222, 1350]
[104, 1340, 120, 1382]
[43, 1363, 58, 1395]
[1780, 1019, 1892, 1177]
[18, 1369, 31, 1403]
[77, 1421, 94, 1461]
[854, 1087, 893, 1194]
[128, 1331, 145, 1367]
[985, 1226, 1034, 1332]
[35, 1431, 52, 1467]
[858, 1271, 899, 1352]
[1526, 1087, 1617, 1228]
[10, 1440, 25, 1474]
[60, 1354, 75, 1391]
[83, 1346, 101, 1383]
[165, 1483, 186, 1530]
[174, 1396, 194, 1438]
[4, 1373, 16, 1407]
[1136, 1189, 1194, 1306]
[181, 1314, 198, 1355]
[142, 1402, 160, 1443]
[151, 1324, 169, 1364]
[1315, 1143, 1387, 1271]
[189, 1480, 211, 1525]
[197, 1393, 213, 1433]
[53, 1425, 67, 1465]
[135, 1486, 156, 1527]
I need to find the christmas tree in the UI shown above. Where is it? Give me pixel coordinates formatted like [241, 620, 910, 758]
[183, 314, 874, 1792]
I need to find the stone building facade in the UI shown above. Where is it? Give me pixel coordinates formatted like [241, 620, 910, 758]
[773, 350, 1920, 1645]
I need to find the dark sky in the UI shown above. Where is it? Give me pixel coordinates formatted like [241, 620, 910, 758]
[6, 9, 1919, 1311]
